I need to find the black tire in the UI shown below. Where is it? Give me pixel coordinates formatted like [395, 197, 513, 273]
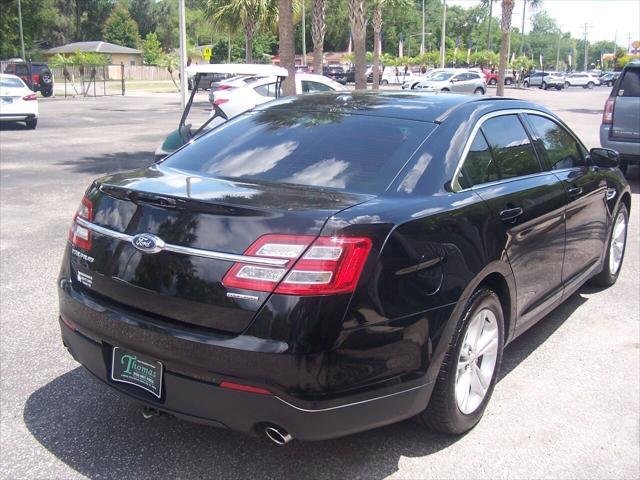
[542, 81, 548, 90]
[417, 288, 504, 434]
[555, 86, 562, 90]
[441, 88, 450, 92]
[564, 81, 570, 88]
[505, 78, 513, 85]
[473, 87, 484, 95]
[489, 78, 497, 85]
[26, 118, 37, 129]
[381, 79, 389, 85]
[592, 203, 628, 286]
[619, 157, 629, 176]
[587, 81, 594, 89]
[523, 81, 529, 88]
[41, 88, 53, 98]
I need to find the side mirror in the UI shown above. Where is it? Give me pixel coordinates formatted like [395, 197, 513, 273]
[589, 147, 620, 168]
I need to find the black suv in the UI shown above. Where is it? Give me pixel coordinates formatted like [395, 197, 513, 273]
[3, 62, 54, 97]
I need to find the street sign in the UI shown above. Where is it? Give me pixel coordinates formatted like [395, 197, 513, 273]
[203, 47, 212, 61]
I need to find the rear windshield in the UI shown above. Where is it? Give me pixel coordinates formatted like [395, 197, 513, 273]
[162, 110, 433, 194]
[31, 65, 50, 73]
[617, 68, 640, 97]
[0, 77, 25, 88]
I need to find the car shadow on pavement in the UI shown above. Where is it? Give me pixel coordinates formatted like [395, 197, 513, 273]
[0, 122, 32, 131]
[22, 288, 591, 479]
[57, 150, 155, 175]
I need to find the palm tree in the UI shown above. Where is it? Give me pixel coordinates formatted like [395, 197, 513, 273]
[519, 0, 543, 55]
[278, 0, 296, 95]
[496, 0, 515, 96]
[348, 0, 367, 90]
[202, 0, 278, 63]
[311, 0, 326, 75]
[371, 0, 408, 89]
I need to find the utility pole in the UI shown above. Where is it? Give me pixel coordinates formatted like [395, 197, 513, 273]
[519, 0, 526, 55]
[440, 0, 447, 68]
[420, 0, 425, 56]
[580, 22, 592, 71]
[556, 30, 561, 70]
[17, 0, 26, 61]
[178, 0, 187, 109]
[302, 0, 307, 65]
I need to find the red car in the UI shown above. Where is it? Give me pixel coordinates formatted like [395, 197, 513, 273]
[483, 69, 514, 86]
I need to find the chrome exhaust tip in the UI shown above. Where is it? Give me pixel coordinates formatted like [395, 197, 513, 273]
[265, 426, 293, 445]
[141, 406, 161, 419]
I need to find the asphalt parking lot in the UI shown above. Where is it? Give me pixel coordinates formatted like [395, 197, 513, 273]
[1, 87, 638, 479]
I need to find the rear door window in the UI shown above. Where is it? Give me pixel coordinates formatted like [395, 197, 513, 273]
[301, 81, 333, 93]
[254, 83, 280, 98]
[527, 114, 585, 170]
[456, 132, 500, 188]
[480, 115, 541, 179]
[617, 68, 640, 97]
[162, 110, 434, 195]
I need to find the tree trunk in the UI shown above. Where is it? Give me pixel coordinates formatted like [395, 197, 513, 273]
[487, 0, 493, 50]
[278, 0, 296, 96]
[75, 0, 82, 41]
[496, 0, 514, 97]
[244, 21, 254, 63]
[311, 0, 326, 74]
[519, 0, 526, 55]
[372, 1, 382, 90]
[349, 0, 367, 90]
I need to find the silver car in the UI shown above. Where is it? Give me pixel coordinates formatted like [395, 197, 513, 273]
[415, 70, 487, 94]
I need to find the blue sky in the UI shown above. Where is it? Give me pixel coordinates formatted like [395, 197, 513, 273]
[446, 0, 640, 46]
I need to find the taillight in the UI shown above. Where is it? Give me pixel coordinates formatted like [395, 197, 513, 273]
[213, 98, 229, 106]
[22, 93, 37, 101]
[217, 84, 231, 90]
[68, 197, 93, 250]
[602, 97, 615, 125]
[222, 234, 372, 296]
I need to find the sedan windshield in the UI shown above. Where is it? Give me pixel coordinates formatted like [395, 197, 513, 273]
[162, 110, 434, 195]
[429, 72, 454, 81]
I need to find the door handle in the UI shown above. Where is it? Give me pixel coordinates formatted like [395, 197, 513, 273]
[499, 207, 524, 221]
[567, 186, 583, 197]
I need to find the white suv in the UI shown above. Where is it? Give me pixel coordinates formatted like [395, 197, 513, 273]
[564, 72, 600, 89]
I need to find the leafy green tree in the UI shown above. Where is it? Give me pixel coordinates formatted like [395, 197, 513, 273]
[142, 32, 163, 64]
[202, 0, 278, 63]
[102, 2, 141, 48]
[158, 52, 180, 90]
[126, 0, 157, 38]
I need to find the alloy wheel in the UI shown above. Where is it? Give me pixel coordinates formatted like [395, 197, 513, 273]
[609, 210, 627, 275]
[455, 308, 499, 415]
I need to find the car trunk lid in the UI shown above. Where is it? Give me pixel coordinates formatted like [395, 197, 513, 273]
[69, 166, 371, 334]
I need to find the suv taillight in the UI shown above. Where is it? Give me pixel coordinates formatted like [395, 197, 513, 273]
[68, 197, 93, 250]
[22, 93, 37, 101]
[222, 234, 372, 296]
[603, 97, 615, 125]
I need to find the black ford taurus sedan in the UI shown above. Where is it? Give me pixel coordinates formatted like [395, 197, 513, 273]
[59, 92, 630, 444]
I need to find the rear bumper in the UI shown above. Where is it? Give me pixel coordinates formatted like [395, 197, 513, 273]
[58, 280, 435, 440]
[0, 113, 37, 121]
[600, 125, 640, 161]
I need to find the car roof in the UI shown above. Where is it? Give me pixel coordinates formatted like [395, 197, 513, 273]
[253, 91, 532, 123]
[186, 63, 288, 77]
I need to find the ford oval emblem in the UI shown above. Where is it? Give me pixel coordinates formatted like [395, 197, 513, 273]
[131, 233, 165, 254]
